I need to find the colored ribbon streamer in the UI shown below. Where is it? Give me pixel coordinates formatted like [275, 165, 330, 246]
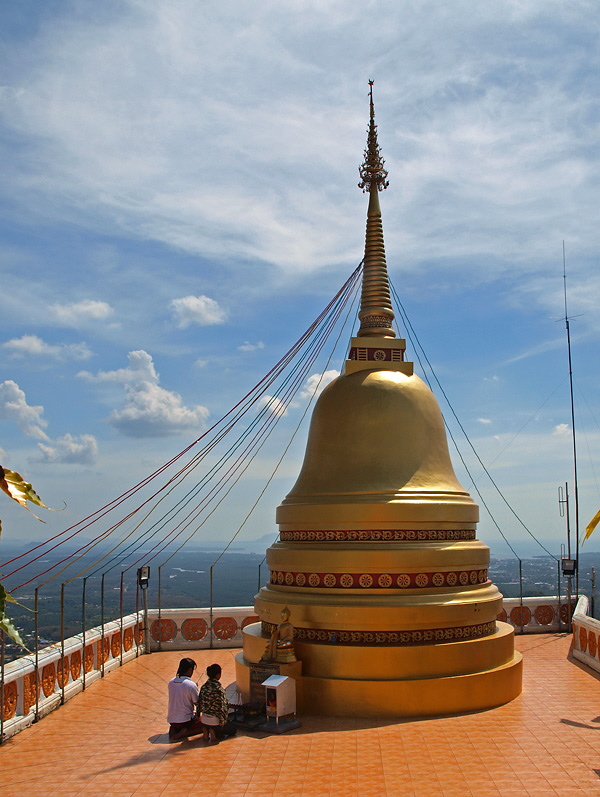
[584, 507, 600, 541]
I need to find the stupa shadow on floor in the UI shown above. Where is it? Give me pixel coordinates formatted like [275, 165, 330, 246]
[560, 717, 600, 731]
[274, 705, 511, 735]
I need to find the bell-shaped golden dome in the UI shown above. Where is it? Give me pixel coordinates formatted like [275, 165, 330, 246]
[278, 368, 478, 527]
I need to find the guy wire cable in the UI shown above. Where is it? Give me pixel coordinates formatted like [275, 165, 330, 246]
[467, 380, 565, 480]
[72, 262, 362, 581]
[9, 263, 363, 591]
[159, 263, 363, 572]
[13, 264, 361, 590]
[390, 279, 556, 560]
[1, 261, 362, 578]
[80, 265, 359, 580]
[86, 284, 354, 581]
[136, 263, 362, 569]
[389, 282, 520, 559]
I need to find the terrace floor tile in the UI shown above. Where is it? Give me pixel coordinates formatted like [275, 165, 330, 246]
[1, 635, 599, 796]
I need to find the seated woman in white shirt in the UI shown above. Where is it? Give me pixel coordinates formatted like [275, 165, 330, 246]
[167, 657, 204, 740]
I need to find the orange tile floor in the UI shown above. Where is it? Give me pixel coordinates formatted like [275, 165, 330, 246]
[1, 634, 598, 796]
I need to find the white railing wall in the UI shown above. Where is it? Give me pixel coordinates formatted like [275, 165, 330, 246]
[0, 606, 256, 741]
[571, 595, 600, 675]
[0, 596, 590, 741]
[497, 596, 574, 633]
[148, 606, 256, 651]
[0, 612, 144, 741]
[146, 598, 573, 649]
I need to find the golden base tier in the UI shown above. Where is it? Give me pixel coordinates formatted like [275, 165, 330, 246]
[237, 622, 522, 717]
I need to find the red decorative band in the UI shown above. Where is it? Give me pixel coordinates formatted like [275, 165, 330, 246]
[270, 569, 488, 590]
[261, 620, 496, 646]
[280, 529, 476, 542]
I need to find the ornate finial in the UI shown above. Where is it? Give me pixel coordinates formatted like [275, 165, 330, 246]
[355, 81, 395, 340]
[358, 80, 389, 193]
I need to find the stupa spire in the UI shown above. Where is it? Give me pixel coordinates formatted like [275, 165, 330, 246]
[357, 80, 395, 338]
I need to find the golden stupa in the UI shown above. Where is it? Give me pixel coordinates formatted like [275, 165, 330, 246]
[236, 84, 522, 716]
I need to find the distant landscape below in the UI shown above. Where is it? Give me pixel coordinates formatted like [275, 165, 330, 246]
[1, 536, 598, 662]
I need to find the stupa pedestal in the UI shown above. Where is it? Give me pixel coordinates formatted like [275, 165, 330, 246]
[234, 654, 303, 706]
[237, 368, 522, 716]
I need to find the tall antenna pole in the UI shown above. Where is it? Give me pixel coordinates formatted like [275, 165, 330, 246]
[563, 241, 580, 596]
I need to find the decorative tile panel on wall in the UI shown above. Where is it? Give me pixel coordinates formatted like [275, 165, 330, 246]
[497, 598, 574, 633]
[146, 607, 255, 651]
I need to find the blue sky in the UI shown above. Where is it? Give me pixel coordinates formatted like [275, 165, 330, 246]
[0, 0, 599, 558]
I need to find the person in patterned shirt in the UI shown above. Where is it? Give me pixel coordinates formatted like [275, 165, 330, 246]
[197, 663, 237, 743]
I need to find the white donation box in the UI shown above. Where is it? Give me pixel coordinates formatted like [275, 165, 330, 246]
[262, 674, 296, 722]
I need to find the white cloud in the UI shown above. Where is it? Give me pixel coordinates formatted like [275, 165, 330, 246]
[0, 380, 97, 464]
[81, 350, 209, 437]
[257, 395, 287, 418]
[477, 418, 492, 424]
[37, 433, 98, 465]
[170, 296, 226, 328]
[238, 341, 265, 352]
[79, 349, 157, 383]
[0, 0, 598, 337]
[0, 380, 49, 441]
[51, 299, 114, 326]
[110, 382, 209, 438]
[502, 337, 565, 366]
[508, 271, 600, 339]
[300, 370, 339, 400]
[553, 423, 570, 436]
[3, 334, 92, 361]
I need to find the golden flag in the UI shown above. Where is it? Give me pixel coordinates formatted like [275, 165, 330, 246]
[584, 507, 600, 541]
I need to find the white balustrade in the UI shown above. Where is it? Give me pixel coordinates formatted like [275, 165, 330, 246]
[571, 595, 600, 675]
[2, 597, 597, 742]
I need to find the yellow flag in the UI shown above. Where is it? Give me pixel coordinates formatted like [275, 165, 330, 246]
[584, 507, 600, 541]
